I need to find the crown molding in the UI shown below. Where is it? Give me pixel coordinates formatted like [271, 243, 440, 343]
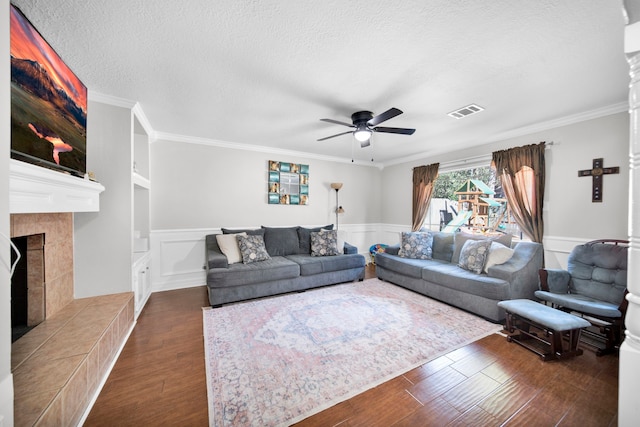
[154, 131, 384, 169]
[132, 103, 156, 141]
[483, 102, 628, 143]
[88, 90, 136, 109]
[381, 102, 629, 168]
[87, 93, 626, 171]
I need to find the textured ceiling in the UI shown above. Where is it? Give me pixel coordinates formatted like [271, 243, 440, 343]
[12, 0, 629, 165]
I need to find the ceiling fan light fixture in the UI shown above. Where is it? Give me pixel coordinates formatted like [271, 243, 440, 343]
[354, 127, 372, 142]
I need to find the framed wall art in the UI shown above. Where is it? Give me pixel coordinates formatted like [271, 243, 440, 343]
[268, 160, 309, 205]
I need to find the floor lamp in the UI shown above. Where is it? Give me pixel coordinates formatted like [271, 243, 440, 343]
[331, 183, 344, 229]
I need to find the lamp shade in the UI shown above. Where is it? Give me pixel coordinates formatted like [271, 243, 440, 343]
[354, 127, 371, 142]
[330, 182, 343, 190]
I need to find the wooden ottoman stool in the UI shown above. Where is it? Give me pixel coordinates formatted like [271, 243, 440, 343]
[497, 299, 591, 361]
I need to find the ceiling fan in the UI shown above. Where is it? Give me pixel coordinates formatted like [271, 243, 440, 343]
[318, 107, 416, 147]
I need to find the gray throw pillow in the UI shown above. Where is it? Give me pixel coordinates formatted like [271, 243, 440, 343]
[261, 226, 300, 256]
[222, 228, 265, 236]
[297, 224, 333, 254]
[310, 229, 340, 256]
[398, 231, 433, 259]
[458, 239, 492, 274]
[237, 234, 271, 264]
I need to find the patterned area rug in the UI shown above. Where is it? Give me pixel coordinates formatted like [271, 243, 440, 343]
[203, 278, 501, 427]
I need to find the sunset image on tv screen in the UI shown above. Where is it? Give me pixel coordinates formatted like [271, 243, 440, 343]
[10, 4, 87, 176]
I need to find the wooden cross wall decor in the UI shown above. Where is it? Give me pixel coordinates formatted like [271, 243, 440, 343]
[578, 158, 620, 202]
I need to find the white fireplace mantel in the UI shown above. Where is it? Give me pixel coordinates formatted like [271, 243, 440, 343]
[10, 159, 105, 214]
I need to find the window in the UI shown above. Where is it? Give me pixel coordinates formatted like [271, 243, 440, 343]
[422, 164, 526, 240]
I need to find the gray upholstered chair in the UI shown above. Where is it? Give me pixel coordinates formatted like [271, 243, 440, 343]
[536, 239, 628, 355]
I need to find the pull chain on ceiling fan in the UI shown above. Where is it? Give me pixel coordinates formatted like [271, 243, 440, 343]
[318, 107, 416, 147]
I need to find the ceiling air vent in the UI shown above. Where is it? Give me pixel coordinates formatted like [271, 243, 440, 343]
[448, 104, 484, 119]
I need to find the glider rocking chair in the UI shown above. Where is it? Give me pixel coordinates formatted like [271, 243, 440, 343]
[536, 239, 628, 356]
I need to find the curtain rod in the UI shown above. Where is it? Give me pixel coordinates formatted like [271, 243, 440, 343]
[438, 141, 555, 172]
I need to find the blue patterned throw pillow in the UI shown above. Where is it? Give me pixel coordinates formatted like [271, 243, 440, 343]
[310, 229, 340, 256]
[458, 239, 492, 274]
[398, 231, 433, 259]
[237, 234, 271, 264]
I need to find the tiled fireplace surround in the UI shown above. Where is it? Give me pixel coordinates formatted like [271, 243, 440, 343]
[10, 212, 134, 426]
[11, 213, 75, 319]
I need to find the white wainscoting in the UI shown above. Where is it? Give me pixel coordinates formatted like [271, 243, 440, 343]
[150, 228, 213, 292]
[150, 225, 590, 293]
[150, 224, 383, 293]
[542, 235, 592, 269]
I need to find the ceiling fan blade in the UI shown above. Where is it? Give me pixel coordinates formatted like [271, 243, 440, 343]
[367, 107, 403, 127]
[373, 126, 416, 135]
[320, 118, 355, 128]
[317, 131, 353, 141]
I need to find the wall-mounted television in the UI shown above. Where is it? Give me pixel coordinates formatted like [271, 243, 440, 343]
[10, 4, 87, 178]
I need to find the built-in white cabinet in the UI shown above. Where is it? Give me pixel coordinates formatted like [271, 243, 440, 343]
[132, 105, 151, 317]
[132, 251, 151, 314]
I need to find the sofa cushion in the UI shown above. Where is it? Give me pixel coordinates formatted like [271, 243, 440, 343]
[310, 229, 340, 256]
[452, 232, 512, 264]
[534, 291, 623, 318]
[399, 231, 433, 259]
[421, 263, 511, 300]
[262, 226, 300, 256]
[286, 253, 365, 276]
[207, 256, 299, 287]
[298, 224, 333, 254]
[458, 239, 492, 274]
[375, 252, 447, 279]
[237, 234, 271, 264]
[432, 232, 454, 262]
[215, 232, 246, 264]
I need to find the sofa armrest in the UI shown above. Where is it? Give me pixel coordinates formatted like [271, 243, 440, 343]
[205, 234, 229, 269]
[538, 268, 571, 293]
[343, 242, 358, 254]
[487, 241, 543, 300]
[384, 244, 400, 256]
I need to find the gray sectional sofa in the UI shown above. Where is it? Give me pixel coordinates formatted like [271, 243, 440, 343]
[205, 225, 366, 306]
[375, 231, 544, 322]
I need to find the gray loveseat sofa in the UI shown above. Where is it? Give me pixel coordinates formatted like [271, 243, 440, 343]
[375, 231, 544, 322]
[205, 225, 366, 306]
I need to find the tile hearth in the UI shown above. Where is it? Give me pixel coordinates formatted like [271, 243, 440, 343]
[12, 292, 134, 426]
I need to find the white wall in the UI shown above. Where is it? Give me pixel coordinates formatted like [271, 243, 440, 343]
[149, 139, 383, 290]
[150, 139, 382, 229]
[380, 112, 629, 268]
[1, 0, 14, 424]
[74, 101, 133, 298]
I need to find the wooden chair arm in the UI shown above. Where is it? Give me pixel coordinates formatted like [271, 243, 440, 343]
[586, 239, 629, 247]
[620, 289, 629, 315]
[538, 268, 550, 291]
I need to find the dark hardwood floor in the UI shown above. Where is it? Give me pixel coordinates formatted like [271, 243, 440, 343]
[85, 265, 618, 426]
